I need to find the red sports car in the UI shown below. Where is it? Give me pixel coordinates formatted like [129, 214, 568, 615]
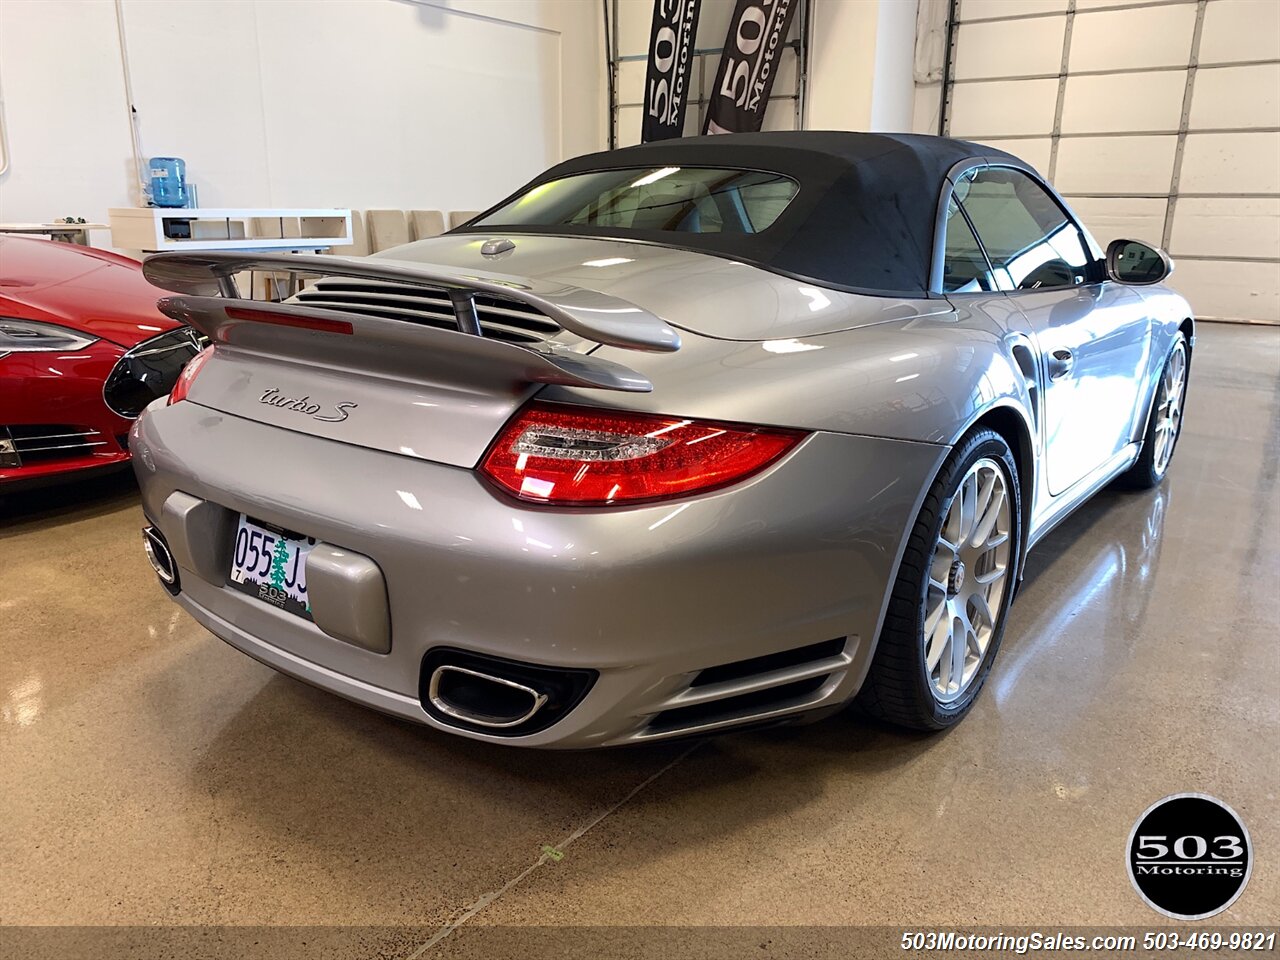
[0, 236, 200, 489]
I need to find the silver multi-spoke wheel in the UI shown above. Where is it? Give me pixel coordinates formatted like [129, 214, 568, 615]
[923, 457, 1013, 704]
[1152, 341, 1187, 476]
[860, 428, 1020, 729]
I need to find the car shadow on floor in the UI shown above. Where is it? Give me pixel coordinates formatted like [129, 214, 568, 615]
[0, 466, 138, 530]
[164, 634, 941, 920]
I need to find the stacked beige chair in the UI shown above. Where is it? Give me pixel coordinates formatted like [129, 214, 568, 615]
[448, 210, 480, 230]
[326, 210, 371, 258]
[249, 216, 303, 299]
[366, 209, 412, 253]
[410, 209, 446, 241]
[303, 211, 371, 297]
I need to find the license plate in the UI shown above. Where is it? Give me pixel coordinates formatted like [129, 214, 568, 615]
[228, 515, 315, 620]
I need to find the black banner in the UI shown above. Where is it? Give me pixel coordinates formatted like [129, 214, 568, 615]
[703, 0, 799, 135]
[641, 0, 703, 142]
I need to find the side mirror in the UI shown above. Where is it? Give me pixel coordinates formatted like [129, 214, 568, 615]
[1106, 239, 1173, 285]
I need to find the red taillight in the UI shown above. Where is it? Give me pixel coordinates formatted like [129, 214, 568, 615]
[168, 345, 214, 405]
[480, 402, 805, 506]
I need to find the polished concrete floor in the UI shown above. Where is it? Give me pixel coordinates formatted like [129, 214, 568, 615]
[2, 323, 1277, 956]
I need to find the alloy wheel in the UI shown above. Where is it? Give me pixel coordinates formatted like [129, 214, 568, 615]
[1152, 341, 1187, 476]
[923, 457, 1014, 704]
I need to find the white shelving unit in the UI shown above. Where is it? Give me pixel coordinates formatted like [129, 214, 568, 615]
[108, 207, 352, 253]
[0, 222, 109, 244]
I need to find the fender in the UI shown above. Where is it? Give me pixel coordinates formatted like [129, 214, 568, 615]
[1130, 288, 1195, 446]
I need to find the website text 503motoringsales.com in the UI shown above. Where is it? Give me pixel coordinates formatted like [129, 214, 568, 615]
[901, 931, 1277, 953]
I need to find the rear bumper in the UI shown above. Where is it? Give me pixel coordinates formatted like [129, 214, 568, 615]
[132, 400, 945, 747]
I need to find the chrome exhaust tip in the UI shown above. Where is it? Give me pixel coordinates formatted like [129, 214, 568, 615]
[419, 648, 596, 736]
[142, 526, 176, 585]
[428, 664, 548, 729]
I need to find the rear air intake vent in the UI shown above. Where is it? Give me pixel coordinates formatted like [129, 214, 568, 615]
[690, 637, 846, 687]
[641, 637, 852, 738]
[649, 676, 830, 732]
[291, 278, 564, 344]
[1011, 343, 1040, 432]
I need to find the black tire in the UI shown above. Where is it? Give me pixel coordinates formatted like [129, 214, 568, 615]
[856, 428, 1022, 731]
[1118, 332, 1189, 490]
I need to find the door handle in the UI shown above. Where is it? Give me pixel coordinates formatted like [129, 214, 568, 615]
[1047, 349, 1074, 380]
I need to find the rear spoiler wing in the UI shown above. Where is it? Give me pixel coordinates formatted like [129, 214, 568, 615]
[154, 295, 656, 393]
[142, 252, 681, 353]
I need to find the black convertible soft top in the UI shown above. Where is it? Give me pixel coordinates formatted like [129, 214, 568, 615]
[458, 131, 1023, 298]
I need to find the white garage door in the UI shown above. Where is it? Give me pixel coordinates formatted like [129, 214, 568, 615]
[943, 0, 1280, 324]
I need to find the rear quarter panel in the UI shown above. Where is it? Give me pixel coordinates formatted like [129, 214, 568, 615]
[547, 301, 1036, 451]
[545, 296, 1041, 576]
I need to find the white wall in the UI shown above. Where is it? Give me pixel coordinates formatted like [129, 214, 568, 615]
[808, 0, 918, 132]
[0, 0, 930, 241]
[0, 0, 137, 226]
[806, 0, 882, 131]
[0, 0, 604, 234]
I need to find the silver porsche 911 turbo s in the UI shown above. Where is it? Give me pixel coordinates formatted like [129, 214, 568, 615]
[132, 132, 1192, 748]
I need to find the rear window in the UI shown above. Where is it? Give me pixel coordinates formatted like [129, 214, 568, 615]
[474, 167, 799, 235]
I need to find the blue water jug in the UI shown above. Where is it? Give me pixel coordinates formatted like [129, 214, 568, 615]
[148, 157, 189, 208]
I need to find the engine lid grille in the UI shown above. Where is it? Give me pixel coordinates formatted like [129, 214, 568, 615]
[290, 278, 571, 346]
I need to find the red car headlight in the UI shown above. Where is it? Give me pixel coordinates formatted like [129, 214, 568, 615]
[0, 318, 98, 352]
[480, 401, 806, 506]
[167, 345, 214, 405]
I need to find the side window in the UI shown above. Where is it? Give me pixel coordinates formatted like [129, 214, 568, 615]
[957, 168, 1093, 291]
[941, 197, 996, 293]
